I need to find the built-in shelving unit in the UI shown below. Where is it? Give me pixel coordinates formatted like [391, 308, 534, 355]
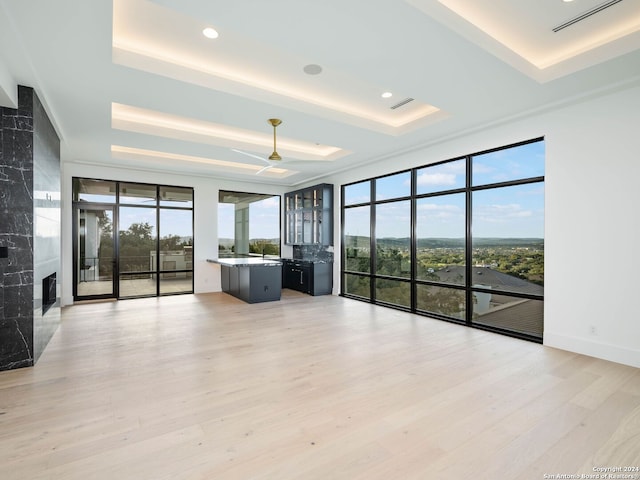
[284, 183, 333, 246]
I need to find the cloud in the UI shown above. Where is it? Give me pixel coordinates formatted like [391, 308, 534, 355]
[416, 203, 465, 228]
[472, 162, 494, 174]
[254, 197, 280, 209]
[475, 203, 533, 222]
[416, 172, 458, 186]
[417, 202, 461, 212]
[347, 194, 370, 204]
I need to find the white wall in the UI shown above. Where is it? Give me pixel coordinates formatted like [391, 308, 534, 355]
[61, 163, 287, 305]
[319, 84, 640, 368]
[543, 86, 640, 369]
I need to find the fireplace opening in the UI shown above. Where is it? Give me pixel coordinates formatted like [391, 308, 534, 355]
[42, 272, 57, 314]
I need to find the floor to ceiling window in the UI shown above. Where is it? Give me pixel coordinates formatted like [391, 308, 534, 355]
[73, 178, 194, 300]
[341, 138, 545, 341]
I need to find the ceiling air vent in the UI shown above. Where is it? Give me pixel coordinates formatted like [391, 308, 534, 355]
[390, 97, 414, 110]
[553, 0, 623, 33]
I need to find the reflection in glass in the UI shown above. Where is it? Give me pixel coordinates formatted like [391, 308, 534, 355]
[159, 209, 193, 251]
[344, 273, 370, 299]
[416, 284, 465, 321]
[160, 186, 193, 207]
[313, 187, 325, 208]
[376, 278, 410, 308]
[119, 183, 157, 205]
[119, 273, 157, 297]
[472, 294, 543, 339]
[375, 201, 410, 278]
[76, 207, 114, 296]
[415, 193, 466, 285]
[376, 171, 410, 201]
[312, 210, 323, 244]
[160, 272, 193, 295]
[344, 206, 370, 273]
[156, 209, 193, 294]
[74, 178, 116, 203]
[302, 211, 312, 243]
[119, 207, 157, 273]
[472, 184, 544, 293]
[303, 189, 313, 209]
[472, 140, 544, 186]
[416, 159, 465, 195]
[344, 180, 370, 206]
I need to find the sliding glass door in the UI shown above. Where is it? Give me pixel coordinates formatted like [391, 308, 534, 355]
[73, 178, 194, 301]
[75, 205, 116, 298]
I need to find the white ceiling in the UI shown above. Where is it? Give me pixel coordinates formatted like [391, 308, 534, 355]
[1, 0, 639, 186]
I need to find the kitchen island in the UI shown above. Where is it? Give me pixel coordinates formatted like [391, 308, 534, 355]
[207, 258, 282, 303]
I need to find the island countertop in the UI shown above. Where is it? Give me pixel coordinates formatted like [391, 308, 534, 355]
[207, 258, 282, 267]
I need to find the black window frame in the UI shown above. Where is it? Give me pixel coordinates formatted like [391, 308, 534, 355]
[341, 137, 545, 343]
[72, 177, 194, 301]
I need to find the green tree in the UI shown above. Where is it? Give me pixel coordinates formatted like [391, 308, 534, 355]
[417, 286, 466, 318]
[160, 234, 185, 251]
[249, 239, 280, 256]
[376, 247, 410, 278]
[97, 212, 114, 277]
[345, 274, 370, 298]
[120, 222, 155, 272]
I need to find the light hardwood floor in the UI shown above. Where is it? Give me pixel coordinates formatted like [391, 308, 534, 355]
[1, 291, 639, 480]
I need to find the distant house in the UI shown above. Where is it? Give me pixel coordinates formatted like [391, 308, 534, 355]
[433, 265, 543, 336]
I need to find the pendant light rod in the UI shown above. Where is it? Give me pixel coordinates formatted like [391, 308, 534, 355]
[268, 118, 282, 161]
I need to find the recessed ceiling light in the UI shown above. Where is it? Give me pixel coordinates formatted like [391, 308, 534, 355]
[562, 0, 575, 2]
[202, 27, 219, 39]
[303, 64, 323, 75]
[381, 92, 393, 98]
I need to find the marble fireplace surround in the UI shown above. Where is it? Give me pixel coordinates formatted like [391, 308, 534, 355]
[0, 85, 61, 371]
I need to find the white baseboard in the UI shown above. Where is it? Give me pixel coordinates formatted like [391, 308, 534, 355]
[544, 331, 640, 368]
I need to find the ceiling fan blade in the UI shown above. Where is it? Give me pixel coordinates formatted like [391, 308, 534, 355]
[231, 148, 270, 165]
[233, 147, 326, 167]
[278, 159, 326, 165]
[233, 120, 319, 169]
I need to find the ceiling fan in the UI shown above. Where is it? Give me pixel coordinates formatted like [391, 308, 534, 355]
[232, 118, 284, 174]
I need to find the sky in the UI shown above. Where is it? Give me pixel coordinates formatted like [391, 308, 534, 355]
[218, 196, 280, 239]
[344, 140, 545, 238]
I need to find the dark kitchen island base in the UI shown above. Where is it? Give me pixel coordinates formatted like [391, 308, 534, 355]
[209, 258, 282, 304]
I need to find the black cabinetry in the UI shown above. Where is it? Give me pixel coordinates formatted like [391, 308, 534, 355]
[284, 183, 333, 245]
[220, 264, 282, 303]
[282, 259, 332, 296]
[282, 260, 310, 292]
